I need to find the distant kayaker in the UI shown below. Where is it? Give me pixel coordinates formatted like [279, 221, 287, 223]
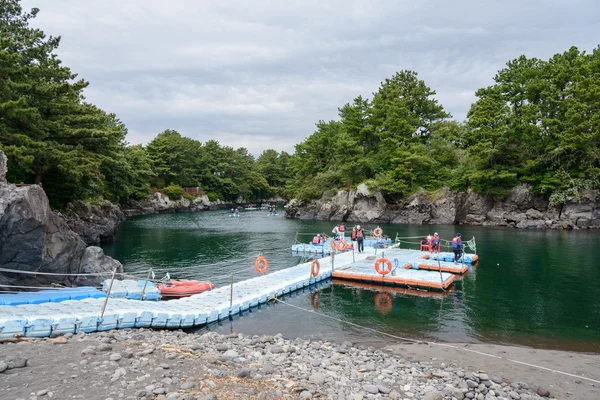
[356, 225, 365, 253]
[452, 233, 463, 264]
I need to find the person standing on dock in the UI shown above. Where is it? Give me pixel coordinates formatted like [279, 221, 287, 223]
[432, 232, 440, 252]
[356, 225, 365, 253]
[452, 233, 463, 264]
[332, 225, 341, 240]
[351, 226, 357, 242]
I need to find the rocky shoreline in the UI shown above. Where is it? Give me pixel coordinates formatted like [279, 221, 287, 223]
[284, 184, 600, 230]
[2, 329, 598, 400]
[0, 150, 122, 288]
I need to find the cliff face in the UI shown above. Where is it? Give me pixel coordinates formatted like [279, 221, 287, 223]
[285, 184, 600, 229]
[0, 150, 123, 288]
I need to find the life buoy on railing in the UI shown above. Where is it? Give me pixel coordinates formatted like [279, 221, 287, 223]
[338, 239, 349, 251]
[255, 255, 268, 274]
[311, 259, 320, 277]
[374, 292, 393, 315]
[344, 241, 354, 250]
[373, 227, 383, 237]
[329, 239, 339, 252]
[374, 257, 392, 275]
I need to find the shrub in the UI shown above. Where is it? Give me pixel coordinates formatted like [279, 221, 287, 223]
[163, 184, 185, 200]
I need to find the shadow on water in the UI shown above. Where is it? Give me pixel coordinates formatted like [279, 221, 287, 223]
[103, 211, 600, 352]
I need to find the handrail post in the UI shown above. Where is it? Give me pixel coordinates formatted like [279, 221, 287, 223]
[100, 268, 117, 319]
[331, 250, 335, 272]
[229, 273, 234, 318]
[139, 269, 152, 301]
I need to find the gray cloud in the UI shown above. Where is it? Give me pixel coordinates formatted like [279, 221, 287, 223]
[23, 0, 599, 154]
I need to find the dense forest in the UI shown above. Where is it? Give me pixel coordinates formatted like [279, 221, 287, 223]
[1, 0, 599, 210]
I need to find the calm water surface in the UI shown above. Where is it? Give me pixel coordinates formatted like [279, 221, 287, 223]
[102, 210, 600, 352]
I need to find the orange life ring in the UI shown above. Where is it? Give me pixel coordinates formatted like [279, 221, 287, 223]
[374, 292, 393, 315]
[255, 255, 268, 274]
[311, 259, 320, 277]
[338, 239, 349, 250]
[344, 242, 354, 250]
[374, 257, 392, 275]
[329, 239, 339, 252]
[373, 227, 383, 237]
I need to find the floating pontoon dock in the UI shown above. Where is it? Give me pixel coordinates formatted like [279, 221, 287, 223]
[332, 256, 456, 291]
[381, 249, 472, 274]
[292, 237, 393, 255]
[0, 248, 368, 339]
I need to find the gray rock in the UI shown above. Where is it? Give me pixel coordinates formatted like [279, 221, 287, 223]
[377, 385, 391, 394]
[491, 376, 502, 384]
[423, 392, 443, 400]
[260, 335, 273, 343]
[0, 175, 123, 288]
[262, 362, 275, 374]
[152, 388, 167, 395]
[5, 356, 27, 368]
[223, 350, 239, 358]
[509, 391, 520, 399]
[63, 200, 126, 245]
[0, 150, 6, 184]
[536, 387, 550, 397]
[453, 388, 465, 400]
[0, 361, 7, 373]
[109, 353, 122, 361]
[199, 395, 217, 400]
[466, 379, 479, 388]
[300, 391, 313, 399]
[479, 373, 489, 381]
[309, 373, 326, 384]
[363, 385, 379, 394]
[215, 343, 229, 352]
[180, 382, 196, 390]
[236, 368, 251, 378]
[36, 389, 48, 396]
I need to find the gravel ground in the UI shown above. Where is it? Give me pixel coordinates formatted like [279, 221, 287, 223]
[1, 329, 598, 400]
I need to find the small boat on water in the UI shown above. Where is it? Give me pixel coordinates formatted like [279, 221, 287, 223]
[157, 279, 214, 298]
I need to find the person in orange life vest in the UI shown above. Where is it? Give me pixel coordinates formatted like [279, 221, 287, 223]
[452, 233, 463, 264]
[356, 225, 365, 253]
[312, 235, 320, 244]
[351, 226, 357, 242]
[431, 232, 440, 252]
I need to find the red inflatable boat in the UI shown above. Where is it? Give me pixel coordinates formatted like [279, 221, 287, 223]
[158, 280, 214, 298]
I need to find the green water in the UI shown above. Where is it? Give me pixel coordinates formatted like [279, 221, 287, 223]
[102, 210, 600, 352]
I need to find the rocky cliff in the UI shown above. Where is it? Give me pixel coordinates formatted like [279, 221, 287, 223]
[285, 184, 600, 229]
[0, 150, 123, 288]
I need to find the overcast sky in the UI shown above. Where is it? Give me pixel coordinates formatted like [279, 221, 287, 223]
[23, 0, 599, 155]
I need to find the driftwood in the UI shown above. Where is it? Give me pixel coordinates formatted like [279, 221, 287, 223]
[0, 333, 38, 343]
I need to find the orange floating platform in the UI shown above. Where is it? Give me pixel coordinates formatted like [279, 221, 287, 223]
[332, 257, 456, 291]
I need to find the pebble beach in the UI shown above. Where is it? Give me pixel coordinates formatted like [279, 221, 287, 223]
[2, 329, 599, 400]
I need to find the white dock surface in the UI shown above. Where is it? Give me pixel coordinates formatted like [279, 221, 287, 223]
[0, 247, 378, 338]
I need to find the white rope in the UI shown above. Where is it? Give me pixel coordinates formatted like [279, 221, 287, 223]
[0, 283, 102, 290]
[272, 298, 600, 385]
[0, 267, 145, 277]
